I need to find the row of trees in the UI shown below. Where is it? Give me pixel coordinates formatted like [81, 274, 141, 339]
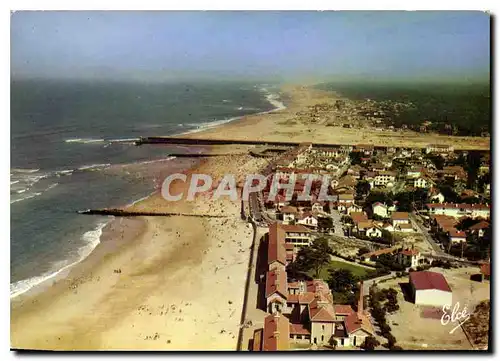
[369, 286, 402, 350]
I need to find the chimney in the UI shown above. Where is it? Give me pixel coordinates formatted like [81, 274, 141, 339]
[358, 281, 364, 316]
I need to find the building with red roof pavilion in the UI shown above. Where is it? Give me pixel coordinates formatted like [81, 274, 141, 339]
[409, 271, 452, 307]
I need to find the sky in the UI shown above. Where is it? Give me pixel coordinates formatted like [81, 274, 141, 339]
[10, 11, 491, 82]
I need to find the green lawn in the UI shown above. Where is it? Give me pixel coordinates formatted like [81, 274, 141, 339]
[309, 259, 370, 280]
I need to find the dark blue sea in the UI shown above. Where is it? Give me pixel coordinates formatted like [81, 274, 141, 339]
[10, 79, 284, 297]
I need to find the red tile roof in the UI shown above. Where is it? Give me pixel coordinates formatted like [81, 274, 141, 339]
[344, 313, 374, 335]
[309, 294, 337, 322]
[426, 203, 490, 210]
[361, 247, 396, 258]
[350, 212, 368, 223]
[262, 314, 290, 351]
[391, 212, 409, 220]
[287, 292, 316, 304]
[280, 205, 298, 214]
[449, 229, 466, 238]
[334, 304, 355, 315]
[265, 269, 288, 299]
[268, 223, 287, 266]
[289, 323, 311, 335]
[410, 271, 452, 292]
[279, 224, 312, 233]
[468, 221, 490, 231]
[400, 248, 419, 256]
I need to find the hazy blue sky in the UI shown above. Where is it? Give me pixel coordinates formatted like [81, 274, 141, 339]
[11, 11, 490, 82]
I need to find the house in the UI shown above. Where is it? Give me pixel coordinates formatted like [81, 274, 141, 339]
[347, 203, 363, 215]
[426, 203, 490, 219]
[467, 221, 490, 238]
[280, 224, 312, 247]
[391, 212, 410, 226]
[371, 163, 386, 172]
[381, 223, 395, 233]
[372, 202, 389, 218]
[338, 193, 355, 206]
[414, 176, 434, 189]
[280, 205, 298, 224]
[395, 223, 415, 233]
[374, 171, 396, 187]
[312, 202, 325, 213]
[449, 229, 467, 244]
[409, 271, 452, 307]
[296, 212, 319, 229]
[443, 166, 467, 182]
[398, 248, 421, 268]
[365, 225, 382, 238]
[407, 167, 423, 178]
[428, 188, 445, 203]
[355, 144, 375, 156]
[360, 247, 396, 263]
[426, 144, 454, 155]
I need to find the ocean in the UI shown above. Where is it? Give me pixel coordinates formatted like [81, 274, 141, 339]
[10, 79, 284, 298]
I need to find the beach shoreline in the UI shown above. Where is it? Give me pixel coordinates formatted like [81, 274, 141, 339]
[9, 84, 286, 301]
[11, 146, 268, 350]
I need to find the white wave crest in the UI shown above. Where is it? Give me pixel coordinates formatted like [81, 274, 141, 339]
[10, 220, 109, 299]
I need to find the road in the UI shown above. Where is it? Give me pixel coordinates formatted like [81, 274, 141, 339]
[410, 212, 444, 256]
[329, 209, 347, 237]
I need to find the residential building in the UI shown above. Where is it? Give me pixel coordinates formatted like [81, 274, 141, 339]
[391, 212, 410, 226]
[425, 144, 454, 155]
[467, 221, 490, 238]
[296, 212, 319, 229]
[374, 171, 396, 187]
[280, 205, 297, 225]
[280, 224, 312, 247]
[426, 203, 490, 219]
[372, 202, 388, 218]
[398, 248, 421, 268]
[449, 229, 467, 244]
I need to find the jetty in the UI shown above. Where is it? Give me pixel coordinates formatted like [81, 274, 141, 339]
[78, 208, 231, 218]
[134, 136, 489, 153]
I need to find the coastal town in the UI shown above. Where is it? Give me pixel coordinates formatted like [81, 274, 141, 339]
[241, 141, 490, 351]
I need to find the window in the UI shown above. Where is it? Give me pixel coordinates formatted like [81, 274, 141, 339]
[322, 325, 325, 331]
[321, 335, 324, 342]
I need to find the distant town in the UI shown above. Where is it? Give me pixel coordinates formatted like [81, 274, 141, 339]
[245, 141, 490, 351]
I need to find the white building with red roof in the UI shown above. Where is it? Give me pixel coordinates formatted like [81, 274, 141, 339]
[409, 271, 452, 307]
[426, 203, 490, 220]
[398, 248, 421, 268]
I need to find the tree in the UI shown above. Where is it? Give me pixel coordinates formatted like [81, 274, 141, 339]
[357, 247, 371, 257]
[365, 191, 394, 207]
[318, 217, 334, 233]
[425, 154, 445, 170]
[294, 238, 331, 278]
[349, 151, 363, 165]
[361, 336, 380, 350]
[328, 269, 358, 293]
[356, 180, 371, 196]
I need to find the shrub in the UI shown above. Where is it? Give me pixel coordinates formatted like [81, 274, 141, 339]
[361, 336, 380, 350]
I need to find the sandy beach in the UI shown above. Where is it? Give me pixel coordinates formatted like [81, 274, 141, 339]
[11, 152, 267, 350]
[10, 83, 489, 351]
[181, 85, 490, 151]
